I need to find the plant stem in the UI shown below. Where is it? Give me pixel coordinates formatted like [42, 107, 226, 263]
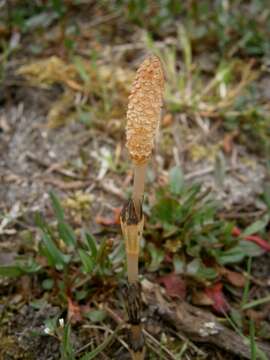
[122, 282, 145, 360]
[127, 252, 139, 284]
[120, 199, 144, 283]
[132, 163, 147, 217]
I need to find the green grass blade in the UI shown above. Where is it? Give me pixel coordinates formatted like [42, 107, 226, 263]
[0, 265, 23, 277]
[249, 320, 256, 360]
[49, 191, 65, 222]
[85, 232, 97, 257]
[78, 249, 94, 273]
[242, 295, 270, 310]
[61, 323, 75, 360]
[58, 222, 76, 247]
[41, 232, 69, 267]
[242, 257, 252, 307]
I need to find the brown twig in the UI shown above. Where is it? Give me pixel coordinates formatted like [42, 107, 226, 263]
[142, 280, 270, 359]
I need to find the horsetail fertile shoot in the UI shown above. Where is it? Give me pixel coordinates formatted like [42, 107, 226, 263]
[121, 55, 164, 359]
[126, 55, 165, 216]
[122, 55, 164, 284]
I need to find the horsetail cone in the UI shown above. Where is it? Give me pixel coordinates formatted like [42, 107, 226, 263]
[126, 56, 165, 165]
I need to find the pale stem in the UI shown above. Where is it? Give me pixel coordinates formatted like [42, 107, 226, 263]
[132, 163, 147, 216]
[127, 252, 139, 283]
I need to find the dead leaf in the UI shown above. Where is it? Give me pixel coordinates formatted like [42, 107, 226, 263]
[220, 268, 245, 287]
[0, 24, 9, 37]
[43, 177, 90, 190]
[192, 289, 214, 306]
[162, 113, 173, 127]
[204, 283, 229, 314]
[0, 115, 11, 133]
[65, 78, 84, 92]
[158, 273, 186, 299]
[47, 90, 75, 128]
[223, 131, 237, 154]
[20, 275, 32, 300]
[95, 207, 121, 226]
[67, 297, 82, 324]
[246, 309, 265, 323]
[17, 56, 77, 87]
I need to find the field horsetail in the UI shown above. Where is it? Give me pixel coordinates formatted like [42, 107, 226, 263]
[120, 55, 165, 359]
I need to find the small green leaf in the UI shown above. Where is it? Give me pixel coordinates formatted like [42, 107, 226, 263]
[30, 298, 48, 310]
[74, 57, 90, 83]
[41, 232, 69, 267]
[35, 212, 49, 232]
[262, 183, 270, 210]
[186, 258, 217, 280]
[218, 247, 245, 265]
[20, 258, 41, 273]
[44, 316, 58, 333]
[64, 38, 75, 50]
[169, 166, 184, 195]
[147, 243, 164, 272]
[49, 191, 64, 222]
[242, 218, 268, 237]
[186, 258, 199, 275]
[78, 249, 94, 273]
[51, 0, 66, 16]
[75, 290, 88, 301]
[40, 242, 56, 268]
[153, 197, 179, 224]
[173, 255, 184, 274]
[42, 278, 54, 290]
[197, 266, 218, 280]
[218, 241, 263, 265]
[0, 258, 40, 278]
[238, 240, 264, 257]
[85, 310, 107, 323]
